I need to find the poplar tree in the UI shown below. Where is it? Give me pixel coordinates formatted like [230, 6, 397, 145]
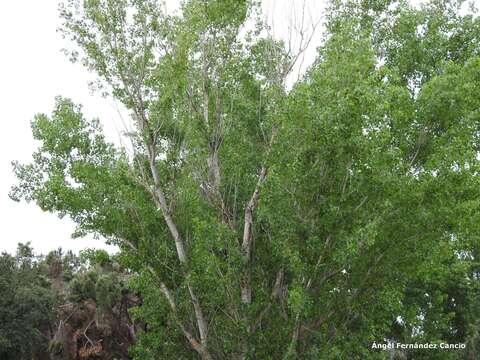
[12, 0, 480, 358]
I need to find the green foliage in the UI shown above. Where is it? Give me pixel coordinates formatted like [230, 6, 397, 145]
[96, 272, 122, 310]
[69, 270, 99, 302]
[0, 243, 135, 360]
[10, 0, 480, 358]
[48, 339, 65, 356]
[0, 244, 57, 360]
[80, 248, 111, 266]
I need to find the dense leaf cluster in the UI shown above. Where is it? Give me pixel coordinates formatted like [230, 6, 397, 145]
[10, 0, 480, 359]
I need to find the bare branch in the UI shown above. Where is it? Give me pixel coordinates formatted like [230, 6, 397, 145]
[119, 237, 212, 359]
[241, 128, 278, 304]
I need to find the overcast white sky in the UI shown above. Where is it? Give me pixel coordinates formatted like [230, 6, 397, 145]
[0, 0, 474, 255]
[0, 0, 325, 255]
[0, 1, 123, 254]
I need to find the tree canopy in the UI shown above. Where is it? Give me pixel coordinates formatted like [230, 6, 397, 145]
[10, 0, 480, 359]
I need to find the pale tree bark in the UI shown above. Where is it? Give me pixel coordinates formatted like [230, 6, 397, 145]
[199, 33, 235, 231]
[240, 165, 268, 305]
[121, 237, 213, 360]
[240, 127, 277, 306]
[126, 84, 211, 355]
[145, 142, 210, 349]
[237, 129, 277, 359]
[159, 282, 212, 360]
[134, 5, 315, 358]
[113, 29, 212, 349]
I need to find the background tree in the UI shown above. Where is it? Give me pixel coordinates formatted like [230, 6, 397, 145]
[0, 244, 137, 360]
[0, 243, 57, 360]
[49, 248, 139, 360]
